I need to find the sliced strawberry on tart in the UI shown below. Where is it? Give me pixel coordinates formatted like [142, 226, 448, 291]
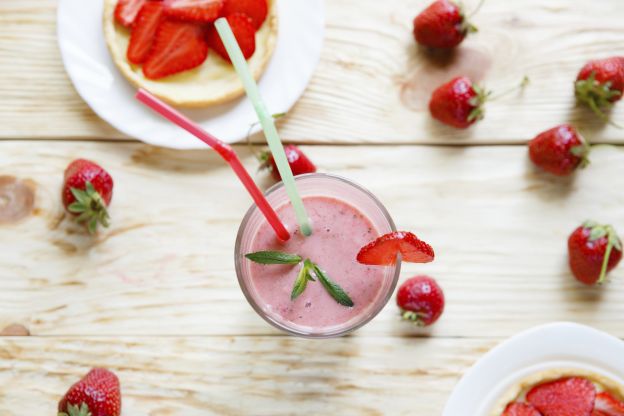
[104, 0, 277, 107]
[492, 370, 624, 416]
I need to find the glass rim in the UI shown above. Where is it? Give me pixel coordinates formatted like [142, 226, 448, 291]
[234, 173, 401, 339]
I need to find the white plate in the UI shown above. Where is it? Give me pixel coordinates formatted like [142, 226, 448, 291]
[443, 322, 624, 416]
[57, 0, 324, 149]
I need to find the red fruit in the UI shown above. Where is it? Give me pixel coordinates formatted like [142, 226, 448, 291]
[62, 159, 114, 234]
[115, 0, 147, 27]
[568, 221, 623, 285]
[526, 377, 596, 416]
[528, 124, 590, 176]
[58, 368, 121, 416]
[396, 276, 445, 326]
[206, 13, 256, 62]
[503, 402, 543, 416]
[593, 392, 624, 416]
[575, 57, 624, 120]
[260, 145, 316, 181]
[222, 0, 269, 29]
[429, 76, 487, 128]
[164, 0, 224, 23]
[356, 231, 435, 266]
[127, 2, 166, 64]
[143, 20, 209, 79]
[413, 0, 477, 49]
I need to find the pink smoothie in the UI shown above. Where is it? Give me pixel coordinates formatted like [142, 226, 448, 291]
[248, 196, 386, 331]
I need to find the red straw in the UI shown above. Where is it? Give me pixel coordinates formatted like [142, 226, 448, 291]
[135, 89, 290, 241]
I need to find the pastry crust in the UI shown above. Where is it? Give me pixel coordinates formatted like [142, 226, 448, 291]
[490, 368, 624, 416]
[103, 0, 278, 107]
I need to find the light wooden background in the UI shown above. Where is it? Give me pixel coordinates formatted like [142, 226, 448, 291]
[1, 0, 624, 415]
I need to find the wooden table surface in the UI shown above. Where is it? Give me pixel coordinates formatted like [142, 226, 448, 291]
[1, 0, 623, 414]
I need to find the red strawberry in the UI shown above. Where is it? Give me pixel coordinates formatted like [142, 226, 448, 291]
[593, 392, 624, 416]
[568, 221, 622, 285]
[58, 368, 121, 416]
[528, 124, 590, 176]
[527, 377, 596, 416]
[164, 0, 224, 23]
[127, 2, 166, 64]
[62, 159, 114, 234]
[115, 0, 148, 27]
[413, 0, 477, 49]
[143, 20, 209, 79]
[503, 402, 543, 416]
[356, 231, 435, 266]
[429, 76, 488, 128]
[260, 145, 316, 181]
[396, 276, 445, 326]
[206, 13, 256, 62]
[222, 0, 269, 29]
[430, 76, 529, 128]
[575, 57, 624, 120]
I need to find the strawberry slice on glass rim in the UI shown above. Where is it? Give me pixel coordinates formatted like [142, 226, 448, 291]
[356, 231, 435, 266]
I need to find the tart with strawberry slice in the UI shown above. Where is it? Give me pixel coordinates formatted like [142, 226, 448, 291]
[491, 369, 624, 416]
[103, 0, 277, 107]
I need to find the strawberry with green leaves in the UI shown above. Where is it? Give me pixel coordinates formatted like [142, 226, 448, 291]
[396, 276, 445, 326]
[412, 0, 479, 49]
[58, 368, 121, 416]
[62, 159, 114, 234]
[575, 56, 624, 121]
[568, 221, 622, 285]
[528, 124, 590, 176]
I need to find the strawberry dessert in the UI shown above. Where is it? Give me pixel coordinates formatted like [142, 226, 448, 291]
[493, 370, 624, 416]
[236, 174, 434, 337]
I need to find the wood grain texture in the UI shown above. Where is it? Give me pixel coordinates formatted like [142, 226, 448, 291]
[1, 0, 624, 143]
[1, 142, 623, 338]
[0, 336, 494, 415]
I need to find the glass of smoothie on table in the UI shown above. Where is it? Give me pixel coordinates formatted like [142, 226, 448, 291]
[235, 173, 401, 338]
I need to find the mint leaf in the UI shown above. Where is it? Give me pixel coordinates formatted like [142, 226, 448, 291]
[311, 263, 354, 307]
[291, 262, 311, 300]
[245, 251, 302, 265]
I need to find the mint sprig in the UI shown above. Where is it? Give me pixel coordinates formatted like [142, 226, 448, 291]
[245, 251, 354, 307]
[245, 251, 302, 265]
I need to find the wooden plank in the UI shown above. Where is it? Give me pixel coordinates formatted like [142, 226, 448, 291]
[1, 0, 624, 143]
[1, 142, 623, 337]
[0, 336, 494, 415]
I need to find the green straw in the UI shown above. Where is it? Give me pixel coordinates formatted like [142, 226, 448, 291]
[215, 18, 312, 237]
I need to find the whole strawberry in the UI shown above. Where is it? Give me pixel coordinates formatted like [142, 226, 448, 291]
[575, 56, 624, 121]
[62, 159, 114, 234]
[58, 368, 121, 416]
[430, 76, 528, 128]
[568, 221, 622, 285]
[396, 276, 445, 326]
[413, 0, 478, 49]
[528, 124, 590, 176]
[260, 145, 316, 181]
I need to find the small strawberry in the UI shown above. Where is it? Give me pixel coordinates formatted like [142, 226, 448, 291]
[356, 231, 435, 266]
[222, 0, 269, 29]
[429, 75, 529, 129]
[413, 0, 478, 49]
[396, 276, 445, 326]
[164, 0, 224, 23]
[593, 391, 624, 416]
[568, 221, 622, 285]
[259, 145, 316, 181]
[127, 1, 166, 65]
[206, 13, 256, 62]
[143, 20, 209, 79]
[502, 402, 543, 416]
[58, 368, 121, 416]
[527, 377, 596, 416]
[62, 159, 113, 234]
[528, 124, 590, 176]
[115, 0, 147, 27]
[575, 57, 624, 121]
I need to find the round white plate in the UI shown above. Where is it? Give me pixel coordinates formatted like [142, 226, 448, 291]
[57, 0, 324, 149]
[443, 322, 624, 416]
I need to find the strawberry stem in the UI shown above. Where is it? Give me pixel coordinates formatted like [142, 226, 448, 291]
[467, 0, 486, 18]
[488, 76, 530, 102]
[598, 237, 614, 285]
